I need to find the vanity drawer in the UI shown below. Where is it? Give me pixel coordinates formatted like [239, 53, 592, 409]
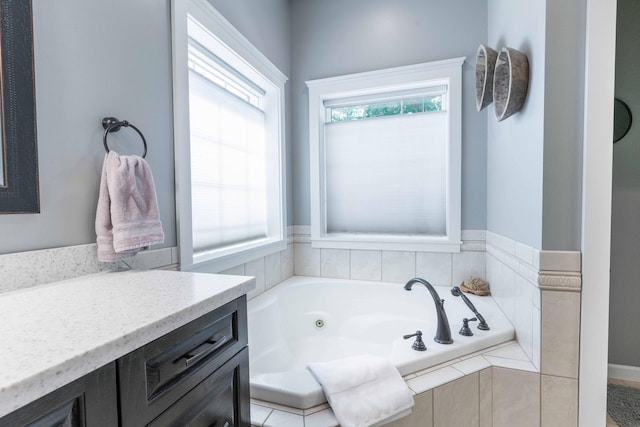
[118, 296, 247, 427]
[147, 347, 249, 427]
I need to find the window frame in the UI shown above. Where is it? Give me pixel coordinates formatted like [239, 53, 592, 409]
[171, 0, 287, 272]
[307, 58, 464, 253]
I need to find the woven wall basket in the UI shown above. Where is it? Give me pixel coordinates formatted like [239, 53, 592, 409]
[475, 44, 498, 112]
[493, 47, 529, 121]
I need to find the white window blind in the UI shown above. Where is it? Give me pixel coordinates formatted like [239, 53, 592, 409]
[188, 70, 267, 253]
[324, 111, 447, 235]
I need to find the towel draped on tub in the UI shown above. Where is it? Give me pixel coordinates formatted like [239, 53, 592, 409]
[308, 354, 415, 427]
[96, 151, 164, 262]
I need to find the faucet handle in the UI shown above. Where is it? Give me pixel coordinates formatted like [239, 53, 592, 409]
[459, 317, 478, 336]
[403, 330, 427, 351]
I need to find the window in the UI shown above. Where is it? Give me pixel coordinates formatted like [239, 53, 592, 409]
[172, 0, 287, 271]
[307, 59, 463, 252]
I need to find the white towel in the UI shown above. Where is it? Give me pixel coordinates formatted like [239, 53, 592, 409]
[307, 355, 414, 427]
[95, 152, 164, 262]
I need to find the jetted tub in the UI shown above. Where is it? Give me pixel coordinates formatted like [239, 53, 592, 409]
[248, 276, 514, 409]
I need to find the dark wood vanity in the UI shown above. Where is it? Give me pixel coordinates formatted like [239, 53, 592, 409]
[0, 271, 252, 427]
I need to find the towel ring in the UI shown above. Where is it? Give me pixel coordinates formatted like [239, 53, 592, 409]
[102, 117, 148, 158]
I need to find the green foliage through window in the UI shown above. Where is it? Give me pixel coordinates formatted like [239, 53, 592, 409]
[330, 95, 442, 122]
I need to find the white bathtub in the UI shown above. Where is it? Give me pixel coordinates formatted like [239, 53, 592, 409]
[248, 276, 514, 409]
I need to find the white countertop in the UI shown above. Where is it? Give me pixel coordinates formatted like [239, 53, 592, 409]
[0, 269, 255, 418]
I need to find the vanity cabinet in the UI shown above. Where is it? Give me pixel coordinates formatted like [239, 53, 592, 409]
[0, 363, 118, 427]
[0, 296, 249, 427]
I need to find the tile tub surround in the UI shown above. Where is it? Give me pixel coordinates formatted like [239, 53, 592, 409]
[294, 228, 487, 286]
[248, 342, 563, 427]
[220, 230, 295, 300]
[251, 364, 576, 426]
[0, 269, 255, 418]
[485, 231, 581, 373]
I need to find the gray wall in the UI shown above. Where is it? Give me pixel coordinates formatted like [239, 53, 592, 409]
[290, 0, 489, 231]
[541, 0, 584, 251]
[609, 0, 640, 367]
[487, 0, 584, 250]
[486, 1, 545, 249]
[0, 0, 291, 255]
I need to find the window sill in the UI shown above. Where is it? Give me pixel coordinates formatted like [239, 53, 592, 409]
[183, 238, 287, 274]
[311, 233, 461, 253]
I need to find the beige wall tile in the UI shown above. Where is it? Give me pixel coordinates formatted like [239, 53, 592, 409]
[492, 367, 540, 427]
[539, 250, 581, 272]
[265, 251, 281, 289]
[382, 251, 416, 283]
[407, 367, 464, 395]
[452, 250, 486, 287]
[479, 368, 492, 427]
[415, 252, 452, 287]
[532, 306, 541, 370]
[433, 373, 479, 427]
[294, 243, 320, 276]
[350, 250, 382, 281]
[541, 375, 578, 427]
[246, 257, 266, 299]
[541, 290, 580, 378]
[281, 244, 294, 280]
[263, 410, 304, 427]
[386, 390, 433, 427]
[320, 248, 350, 279]
[514, 275, 534, 360]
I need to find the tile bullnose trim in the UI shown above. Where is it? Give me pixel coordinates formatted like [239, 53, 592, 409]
[538, 271, 582, 292]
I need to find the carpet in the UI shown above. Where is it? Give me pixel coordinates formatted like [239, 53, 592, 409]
[608, 383, 640, 426]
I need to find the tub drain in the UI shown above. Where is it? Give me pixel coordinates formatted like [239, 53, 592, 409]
[314, 319, 325, 329]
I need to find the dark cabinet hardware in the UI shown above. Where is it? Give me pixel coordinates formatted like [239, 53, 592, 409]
[177, 335, 231, 369]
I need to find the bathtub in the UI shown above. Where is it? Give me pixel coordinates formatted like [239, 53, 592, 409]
[248, 276, 514, 409]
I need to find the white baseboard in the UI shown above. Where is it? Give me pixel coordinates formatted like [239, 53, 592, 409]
[608, 363, 640, 382]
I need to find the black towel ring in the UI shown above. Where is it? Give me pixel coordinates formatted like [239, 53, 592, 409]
[102, 117, 148, 158]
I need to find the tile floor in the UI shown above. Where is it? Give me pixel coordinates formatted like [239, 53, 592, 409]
[607, 378, 640, 426]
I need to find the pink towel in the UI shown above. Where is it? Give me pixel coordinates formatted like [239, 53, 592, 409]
[96, 151, 164, 262]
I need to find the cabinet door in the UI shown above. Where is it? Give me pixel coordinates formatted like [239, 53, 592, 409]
[148, 347, 250, 427]
[0, 363, 117, 427]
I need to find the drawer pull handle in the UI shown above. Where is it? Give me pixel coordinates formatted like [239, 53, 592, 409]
[178, 335, 231, 368]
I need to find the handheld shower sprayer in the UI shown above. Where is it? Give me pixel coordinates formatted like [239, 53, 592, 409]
[451, 286, 490, 330]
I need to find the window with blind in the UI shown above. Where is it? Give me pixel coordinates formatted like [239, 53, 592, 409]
[188, 43, 268, 253]
[307, 59, 463, 252]
[172, 0, 287, 271]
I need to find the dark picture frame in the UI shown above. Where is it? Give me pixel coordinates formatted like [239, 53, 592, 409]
[0, 0, 39, 213]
